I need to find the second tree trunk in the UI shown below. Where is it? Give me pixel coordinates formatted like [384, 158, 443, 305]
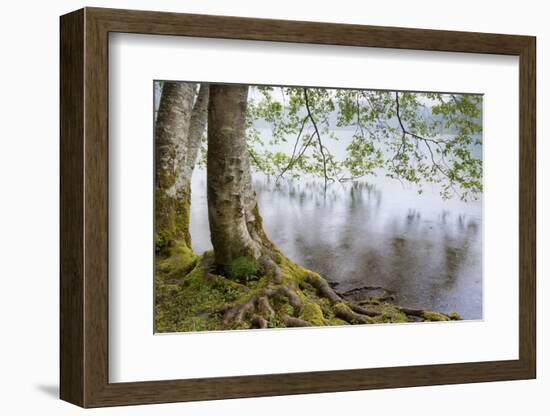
[207, 84, 270, 269]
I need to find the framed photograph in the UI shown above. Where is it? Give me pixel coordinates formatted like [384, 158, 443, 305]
[60, 7, 536, 408]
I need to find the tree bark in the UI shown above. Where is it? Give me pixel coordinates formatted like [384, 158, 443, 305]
[175, 83, 210, 247]
[207, 84, 270, 268]
[180, 84, 209, 185]
[154, 81, 196, 249]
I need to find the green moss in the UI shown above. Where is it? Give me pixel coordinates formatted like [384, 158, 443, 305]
[268, 314, 287, 328]
[277, 254, 311, 283]
[155, 188, 179, 252]
[155, 233, 170, 255]
[250, 204, 278, 252]
[328, 318, 348, 326]
[299, 302, 328, 326]
[228, 256, 260, 282]
[371, 304, 409, 324]
[155, 260, 250, 333]
[246, 275, 269, 290]
[449, 311, 461, 320]
[155, 182, 192, 253]
[157, 241, 197, 280]
[270, 292, 295, 316]
[422, 311, 451, 322]
[174, 194, 192, 248]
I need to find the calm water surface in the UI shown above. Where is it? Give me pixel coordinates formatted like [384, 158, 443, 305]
[190, 169, 482, 320]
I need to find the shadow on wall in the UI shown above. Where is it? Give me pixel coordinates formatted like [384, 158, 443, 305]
[34, 384, 58, 399]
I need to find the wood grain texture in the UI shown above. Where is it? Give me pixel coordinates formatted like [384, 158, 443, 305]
[518, 38, 537, 376]
[59, 8, 84, 407]
[88, 7, 532, 55]
[59, 7, 537, 408]
[83, 9, 110, 406]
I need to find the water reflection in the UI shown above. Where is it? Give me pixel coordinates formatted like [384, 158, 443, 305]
[190, 169, 482, 319]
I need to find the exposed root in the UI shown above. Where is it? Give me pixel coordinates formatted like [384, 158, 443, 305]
[256, 296, 275, 318]
[161, 251, 461, 331]
[342, 285, 395, 296]
[221, 270, 459, 328]
[251, 315, 268, 329]
[281, 313, 312, 327]
[258, 255, 283, 283]
[333, 302, 374, 324]
[277, 284, 302, 311]
[305, 274, 342, 304]
[221, 282, 304, 327]
[347, 302, 379, 317]
[303, 274, 380, 324]
[222, 295, 257, 326]
[397, 306, 424, 317]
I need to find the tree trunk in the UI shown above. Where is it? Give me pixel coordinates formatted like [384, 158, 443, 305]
[181, 84, 209, 184]
[174, 83, 210, 248]
[207, 84, 272, 268]
[154, 81, 196, 250]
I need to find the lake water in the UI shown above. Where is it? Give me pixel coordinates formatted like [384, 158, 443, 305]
[189, 168, 483, 320]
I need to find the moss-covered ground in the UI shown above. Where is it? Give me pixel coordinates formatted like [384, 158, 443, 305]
[155, 246, 460, 333]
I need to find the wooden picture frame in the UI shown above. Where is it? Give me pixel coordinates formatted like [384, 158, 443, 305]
[60, 7, 536, 408]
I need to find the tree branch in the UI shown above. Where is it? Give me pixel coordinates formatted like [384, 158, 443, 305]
[394, 92, 460, 197]
[276, 115, 309, 182]
[248, 149, 262, 170]
[303, 88, 330, 189]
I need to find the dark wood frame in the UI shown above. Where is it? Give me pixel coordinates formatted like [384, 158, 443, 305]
[60, 7, 536, 408]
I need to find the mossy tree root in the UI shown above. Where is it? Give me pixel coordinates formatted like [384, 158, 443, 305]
[218, 257, 391, 329]
[216, 255, 460, 329]
[156, 250, 461, 332]
[303, 274, 379, 324]
[221, 284, 308, 328]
